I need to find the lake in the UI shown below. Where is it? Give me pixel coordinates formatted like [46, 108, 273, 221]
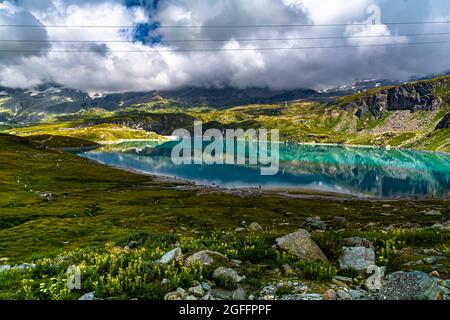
[77, 140, 450, 199]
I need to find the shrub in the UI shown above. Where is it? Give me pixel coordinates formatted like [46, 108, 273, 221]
[275, 284, 294, 297]
[116, 230, 179, 249]
[338, 267, 359, 279]
[214, 275, 238, 290]
[83, 203, 103, 216]
[312, 232, 344, 261]
[293, 260, 337, 282]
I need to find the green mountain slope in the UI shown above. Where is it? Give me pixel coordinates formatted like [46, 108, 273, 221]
[2, 75, 449, 152]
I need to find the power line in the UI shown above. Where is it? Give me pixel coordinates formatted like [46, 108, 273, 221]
[0, 40, 449, 53]
[0, 21, 449, 29]
[1, 32, 450, 43]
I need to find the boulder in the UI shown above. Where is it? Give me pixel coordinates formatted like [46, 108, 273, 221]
[185, 250, 229, 268]
[275, 229, 328, 262]
[441, 280, 450, 290]
[13, 263, 36, 271]
[232, 287, 247, 300]
[164, 288, 187, 300]
[378, 271, 441, 300]
[247, 222, 263, 232]
[281, 293, 323, 300]
[127, 241, 139, 249]
[323, 289, 337, 300]
[0, 265, 11, 273]
[339, 247, 376, 273]
[424, 210, 442, 216]
[302, 217, 327, 231]
[201, 282, 212, 291]
[343, 237, 373, 248]
[211, 288, 234, 300]
[158, 248, 183, 265]
[213, 267, 245, 285]
[337, 289, 351, 300]
[339, 237, 375, 273]
[78, 292, 95, 301]
[334, 276, 353, 285]
[348, 289, 368, 300]
[188, 285, 205, 298]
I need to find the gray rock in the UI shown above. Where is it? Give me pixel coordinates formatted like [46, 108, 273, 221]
[323, 289, 337, 300]
[35, 191, 53, 201]
[281, 293, 323, 300]
[201, 282, 211, 291]
[189, 285, 205, 297]
[164, 288, 187, 300]
[185, 295, 198, 300]
[201, 294, 213, 300]
[0, 265, 11, 273]
[213, 267, 244, 285]
[378, 271, 441, 300]
[13, 263, 36, 271]
[275, 229, 328, 262]
[230, 259, 242, 267]
[412, 259, 424, 266]
[211, 288, 234, 300]
[334, 276, 353, 285]
[127, 241, 139, 249]
[423, 249, 440, 255]
[343, 237, 373, 248]
[349, 289, 367, 300]
[431, 221, 449, 230]
[423, 256, 443, 265]
[260, 285, 277, 297]
[424, 210, 442, 216]
[302, 217, 327, 231]
[439, 286, 449, 295]
[337, 289, 351, 300]
[232, 287, 247, 300]
[339, 247, 376, 273]
[185, 250, 229, 267]
[332, 216, 348, 225]
[247, 222, 263, 232]
[78, 292, 95, 301]
[158, 248, 183, 265]
[441, 280, 450, 289]
[281, 264, 295, 275]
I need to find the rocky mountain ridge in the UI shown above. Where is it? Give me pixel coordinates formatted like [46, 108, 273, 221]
[341, 76, 449, 119]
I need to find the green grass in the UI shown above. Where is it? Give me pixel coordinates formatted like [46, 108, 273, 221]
[25, 135, 99, 149]
[0, 133, 448, 264]
[405, 130, 450, 153]
[6, 123, 165, 143]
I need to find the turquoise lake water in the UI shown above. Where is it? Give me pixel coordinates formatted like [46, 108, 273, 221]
[78, 141, 450, 199]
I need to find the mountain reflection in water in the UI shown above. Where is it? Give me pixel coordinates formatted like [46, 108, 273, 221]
[78, 141, 450, 198]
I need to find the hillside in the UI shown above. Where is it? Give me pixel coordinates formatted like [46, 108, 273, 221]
[0, 84, 317, 123]
[1, 75, 449, 152]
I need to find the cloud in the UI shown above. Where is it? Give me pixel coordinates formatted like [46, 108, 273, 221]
[0, 0, 449, 92]
[0, 1, 49, 62]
